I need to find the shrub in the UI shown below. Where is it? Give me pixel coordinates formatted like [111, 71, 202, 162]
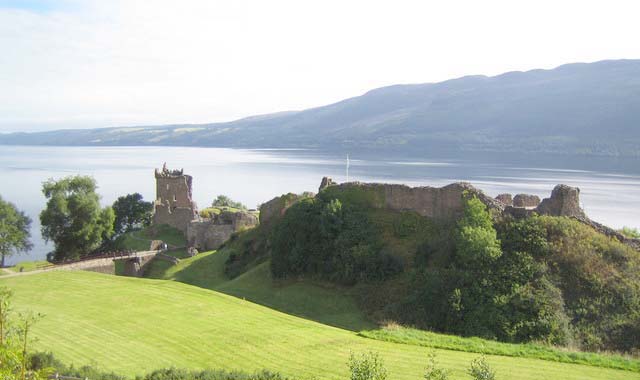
[348, 351, 388, 380]
[423, 352, 449, 380]
[468, 356, 495, 380]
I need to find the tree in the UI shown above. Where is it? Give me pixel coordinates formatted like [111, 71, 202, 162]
[40, 176, 115, 262]
[0, 196, 32, 268]
[211, 195, 247, 210]
[112, 193, 153, 235]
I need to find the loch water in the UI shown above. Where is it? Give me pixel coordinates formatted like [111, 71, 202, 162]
[1, 145, 639, 265]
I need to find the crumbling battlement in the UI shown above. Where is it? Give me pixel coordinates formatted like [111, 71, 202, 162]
[498, 184, 586, 219]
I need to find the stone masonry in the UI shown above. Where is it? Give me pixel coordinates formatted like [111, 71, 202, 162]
[153, 163, 198, 233]
[187, 211, 258, 251]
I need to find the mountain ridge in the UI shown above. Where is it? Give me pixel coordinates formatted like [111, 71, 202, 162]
[2, 59, 640, 157]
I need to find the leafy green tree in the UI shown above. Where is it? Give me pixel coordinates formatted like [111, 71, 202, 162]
[0, 196, 32, 267]
[40, 176, 115, 262]
[211, 195, 247, 210]
[112, 193, 153, 235]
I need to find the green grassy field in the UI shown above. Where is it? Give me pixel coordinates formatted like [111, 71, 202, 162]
[145, 250, 373, 331]
[143, 250, 640, 372]
[1, 270, 636, 380]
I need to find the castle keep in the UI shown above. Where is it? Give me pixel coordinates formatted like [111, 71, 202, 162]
[153, 163, 198, 233]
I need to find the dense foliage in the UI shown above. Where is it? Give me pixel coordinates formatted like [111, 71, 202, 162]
[406, 199, 640, 351]
[0, 196, 32, 267]
[40, 176, 115, 262]
[251, 186, 640, 353]
[270, 196, 402, 284]
[112, 193, 153, 235]
[407, 197, 569, 345]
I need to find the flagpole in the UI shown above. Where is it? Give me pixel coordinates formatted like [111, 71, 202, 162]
[346, 154, 350, 182]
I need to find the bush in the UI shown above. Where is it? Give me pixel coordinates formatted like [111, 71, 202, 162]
[423, 352, 449, 380]
[30, 353, 288, 380]
[142, 368, 287, 380]
[468, 356, 495, 380]
[348, 351, 388, 380]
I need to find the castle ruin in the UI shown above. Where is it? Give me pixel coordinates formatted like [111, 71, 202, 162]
[153, 163, 199, 233]
[153, 164, 258, 251]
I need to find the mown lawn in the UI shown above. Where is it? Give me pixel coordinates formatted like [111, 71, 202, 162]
[1, 271, 637, 380]
[144, 250, 373, 331]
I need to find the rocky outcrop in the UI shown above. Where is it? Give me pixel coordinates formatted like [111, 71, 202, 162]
[513, 194, 541, 208]
[536, 184, 586, 218]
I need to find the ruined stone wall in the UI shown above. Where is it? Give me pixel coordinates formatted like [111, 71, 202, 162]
[384, 182, 503, 219]
[80, 261, 115, 275]
[122, 254, 156, 277]
[513, 194, 541, 208]
[187, 211, 258, 251]
[322, 182, 503, 220]
[536, 184, 585, 218]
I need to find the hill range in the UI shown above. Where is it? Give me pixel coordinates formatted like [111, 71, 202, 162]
[2, 59, 640, 157]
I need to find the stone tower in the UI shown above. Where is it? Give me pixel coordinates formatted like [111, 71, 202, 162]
[153, 163, 198, 233]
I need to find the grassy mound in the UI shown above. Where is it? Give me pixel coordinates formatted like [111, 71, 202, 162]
[1, 271, 636, 380]
[113, 224, 187, 251]
[144, 249, 373, 331]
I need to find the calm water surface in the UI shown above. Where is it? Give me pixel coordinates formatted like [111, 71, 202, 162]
[1, 146, 639, 264]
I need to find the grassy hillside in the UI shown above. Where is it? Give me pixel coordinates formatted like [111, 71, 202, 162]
[145, 249, 373, 332]
[1, 270, 637, 380]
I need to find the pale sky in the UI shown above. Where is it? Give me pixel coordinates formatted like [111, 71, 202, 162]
[1, 0, 639, 132]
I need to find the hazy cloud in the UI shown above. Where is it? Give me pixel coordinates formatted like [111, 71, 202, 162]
[1, 0, 639, 132]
